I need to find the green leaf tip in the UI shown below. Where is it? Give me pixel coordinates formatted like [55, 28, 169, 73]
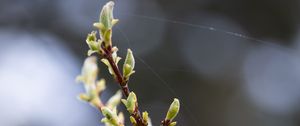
[77, 56, 98, 85]
[142, 111, 149, 124]
[106, 90, 123, 109]
[101, 107, 119, 126]
[100, 1, 116, 30]
[78, 93, 91, 102]
[166, 98, 180, 121]
[169, 122, 177, 126]
[121, 92, 137, 114]
[93, 1, 119, 48]
[86, 31, 100, 51]
[123, 49, 135, 80]
[130, 116, 137, 124]
[96, 79, 106, 93]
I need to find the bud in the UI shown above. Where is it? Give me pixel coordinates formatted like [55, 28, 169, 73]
[130, 116, 137, 124]
[112, 49, 121, 65]
[77, 56, 98, 85]
[96, 79, 106, 93]
[121, 92, 137, 114]
[142, 111, 149, 123]
[123, 49, 135, 80]
[78, 93, 91, 102]
[106, 90, 122, 109]
[96, 1, 119, 48]
[89, 95, 102, 107]
[93, 22, 104, 30]
[166, 98, 180, 121]
[118, 112, 125, 125]
[101, 49, 121, 77]
[103, 29, 112, 46]
[100, 1, 116, 30]
[169, 122, 177, 126]
[101, 107, 119, 126]
[101, 58, 115, 76]
[86, 31, 100, 51]
[86, 31, 97, 44]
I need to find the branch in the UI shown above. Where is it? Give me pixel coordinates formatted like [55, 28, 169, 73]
[81, 1, 181, 126]
[102, 46, 147, 126]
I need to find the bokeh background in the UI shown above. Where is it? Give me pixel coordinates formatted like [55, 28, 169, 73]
[1, 0, 300, 125]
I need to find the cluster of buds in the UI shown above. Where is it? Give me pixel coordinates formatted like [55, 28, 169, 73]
[92, 1, 118, 49]
[86, 1, 135, 82]
[121, 92, 151, 126]
[76, 57, 124, 126]
[76, 1, 181, 126]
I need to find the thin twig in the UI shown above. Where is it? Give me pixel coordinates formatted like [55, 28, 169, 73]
[102, 45, 147, 126]
[161, 119, 171, 126]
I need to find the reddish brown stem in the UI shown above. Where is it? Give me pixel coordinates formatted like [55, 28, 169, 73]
[161, 119, 171, 126]
[102, 46, 147, 126]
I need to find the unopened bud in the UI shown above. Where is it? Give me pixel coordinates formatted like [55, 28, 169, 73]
[166, 98, 180, 121]
[123, 49, 135, 80]
[100, 1, 115, 30]
[106, 90, 122, 109]
[101, 107, 119, 126]
[169, 122, 177, 126]
[121, 92, 137, 114]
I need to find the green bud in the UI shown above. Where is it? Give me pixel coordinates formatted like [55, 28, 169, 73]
[121, 92, 137, 114]
[123, 49, 135, 80]
[142, 111, 149, 123]
[99, 1, 117, 30]
[77, 56, 98, 85]
[127, 92, 137, 113]
[86, 31, 97, 43]
[112, 49, 121, 65]
[169, 122, 177, 126]
[106, 90, 122, 109]
[78, 93, 91, 102]
[90, 96, 102, 107]
[101, 118, 109, 124]
[93, 22, 105, 30]
[118, 112, 125, 125]
[101, 58, 115, 76]
[103, 29, 112, 47]
[166, 98, 180, 121]
[96, 79, 106, 93]
[130, 116, 137, 124]
[112, 19, 119, 26]
[101, 107, 119, 126]
[75, 75, 84, 83]
[101, 107, 114, 119]
[86, 31, 100, 51]
[101, 49, 121, 77]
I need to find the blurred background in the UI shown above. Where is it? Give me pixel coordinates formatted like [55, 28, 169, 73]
[1, 0, 300, 125]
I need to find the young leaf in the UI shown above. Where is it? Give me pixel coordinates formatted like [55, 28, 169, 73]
[106, 90, 122, 109]
[166, 98, 180, 121]
[121, 92, 137, 114]
[130, 116, 137, 125]
[86, 31, 100, 51]
[99, 1, 115, 30]
[123, 49, 135, 80]
[101, 107, 120, 126]
[77, 56, 98, 85]
[169, 122, 177, 126]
